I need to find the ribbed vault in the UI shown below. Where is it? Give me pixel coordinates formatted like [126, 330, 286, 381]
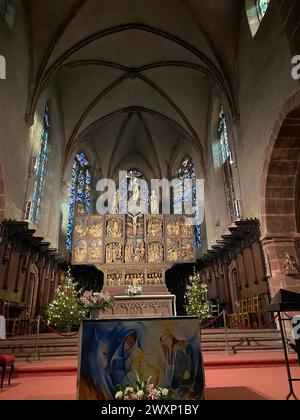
[24, 0, 241, 179]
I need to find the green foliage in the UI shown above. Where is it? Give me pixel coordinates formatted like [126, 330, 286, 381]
[46, 268, 87, 332]
[185, 270, 211, 323]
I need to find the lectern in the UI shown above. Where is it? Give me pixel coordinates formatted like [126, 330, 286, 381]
[266, 289, 300, 400]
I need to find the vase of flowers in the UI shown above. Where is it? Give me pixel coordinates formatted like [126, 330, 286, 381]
[89, 308, 102, 320]
[125, 285, 143, 297]
[115, 375, 172, 401]
[80, 291, 114, 319]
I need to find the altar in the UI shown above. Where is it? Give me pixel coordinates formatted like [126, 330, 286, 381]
[101, 294, 177, 318]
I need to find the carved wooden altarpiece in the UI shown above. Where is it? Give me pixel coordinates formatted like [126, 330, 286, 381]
[72, 214, 196, 317]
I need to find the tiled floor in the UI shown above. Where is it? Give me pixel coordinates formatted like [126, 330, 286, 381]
[0, 353, 299, 400]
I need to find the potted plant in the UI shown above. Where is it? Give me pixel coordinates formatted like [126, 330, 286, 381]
[80, 291, 114, 319]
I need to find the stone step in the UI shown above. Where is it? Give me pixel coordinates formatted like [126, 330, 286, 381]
[201, 346, 284, 355]
[200, 328, 282, 353]
[0, 328, 284, 359]
[201, 328, 280, 336]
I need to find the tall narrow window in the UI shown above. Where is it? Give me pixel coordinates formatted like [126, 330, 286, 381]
[246, 0, 271, 37]
[174, 156, 201, 248]
[256, 0, 270, 21]
[217, 108, 241, 222]
[66, 153, 92, 250]
[29, 105, 50, 225]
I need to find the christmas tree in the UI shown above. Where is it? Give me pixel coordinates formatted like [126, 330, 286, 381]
[185, 269, 211, 323]
[46, 267, 87, 332]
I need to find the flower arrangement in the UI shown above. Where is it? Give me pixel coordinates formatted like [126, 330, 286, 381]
[80, 290, 114, 311]
[115, 376, 172, 401]
[125, 285, 143, 297]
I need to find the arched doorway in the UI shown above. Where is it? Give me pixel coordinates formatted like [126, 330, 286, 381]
[261, 92, 300, 297]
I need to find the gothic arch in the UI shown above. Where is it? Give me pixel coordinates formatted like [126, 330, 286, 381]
[261, 90, 300, 297]
[261, 90, 300, 235]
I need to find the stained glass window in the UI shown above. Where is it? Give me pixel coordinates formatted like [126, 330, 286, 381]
[29, 105, 50, 225]
[174, 156, 201, 248]
[119, 168, 149, 214]
[218, 108, 234, 166]
[217, 108, 241, 221]
[66, 153, 92, 250]
[257, 0, 270, 21]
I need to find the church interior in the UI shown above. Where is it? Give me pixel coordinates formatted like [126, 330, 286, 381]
[0, 0, 300, 401]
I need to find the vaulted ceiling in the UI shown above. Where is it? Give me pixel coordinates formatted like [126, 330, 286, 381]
[25, 0, 242, 179]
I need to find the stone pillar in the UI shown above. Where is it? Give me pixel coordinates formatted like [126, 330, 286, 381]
[0, 163, 4, 222]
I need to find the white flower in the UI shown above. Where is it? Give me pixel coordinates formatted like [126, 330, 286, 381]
[115, 391, 123, 399]
[135, 390, 144, 399]
[125, 387, 134, 394]
[161, 388, 169, 397]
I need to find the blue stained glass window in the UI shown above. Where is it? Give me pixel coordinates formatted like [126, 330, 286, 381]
[174, 156, 201, 249]
[217, 108, 241, 221]
[257, 0, 270, 21]
[29, 105, 50, 225]
[66, 153, 92, 250]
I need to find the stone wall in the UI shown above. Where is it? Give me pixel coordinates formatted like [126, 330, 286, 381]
[0, 1, 30, 221]
[0, 161, 4, 221]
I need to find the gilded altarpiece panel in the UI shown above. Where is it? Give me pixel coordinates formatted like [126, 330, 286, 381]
[72, 214, 196, 290]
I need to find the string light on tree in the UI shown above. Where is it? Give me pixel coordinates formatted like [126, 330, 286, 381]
[185, 268, 211, 323]
[46, 267, 86, 332]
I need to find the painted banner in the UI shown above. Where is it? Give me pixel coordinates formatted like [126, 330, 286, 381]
[77, 317, 205, 400]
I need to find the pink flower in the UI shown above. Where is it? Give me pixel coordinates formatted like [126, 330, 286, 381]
[83, 291, 93, 300]
[146, 385, 161, 400]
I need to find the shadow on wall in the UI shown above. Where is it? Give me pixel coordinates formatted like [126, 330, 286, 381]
[71, 265, 104, 293]
[0, 161, 4, 221]
[166, 263, 195, 315]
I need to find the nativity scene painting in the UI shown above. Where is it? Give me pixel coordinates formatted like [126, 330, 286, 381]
[78, 318, 205, 401]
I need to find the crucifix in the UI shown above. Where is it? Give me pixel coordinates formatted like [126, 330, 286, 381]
[127, 213, 142, 237]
